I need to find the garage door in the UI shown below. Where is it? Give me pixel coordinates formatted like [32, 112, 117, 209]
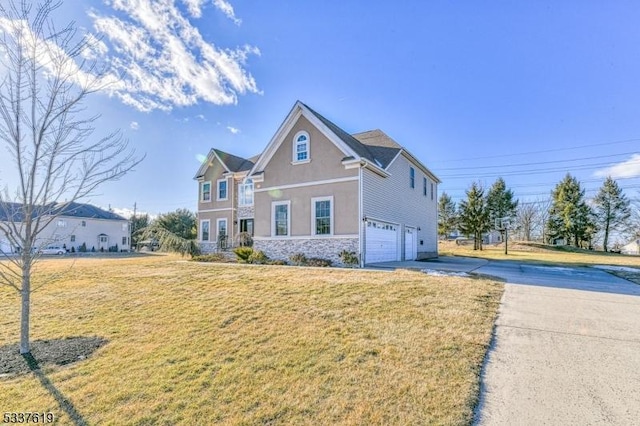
[365, 220, 398, 263]
[405, 227, 416, 260]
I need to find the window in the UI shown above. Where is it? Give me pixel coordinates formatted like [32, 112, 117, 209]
[217, 179, 228, 200]
[239, 179, 254, 206]
[71, 235, 76, 242]
[431, 183, 434, 200]
[201, 220, 210, 241]
[410, 167, 415, 188]
[201, 181, 211, 202]
[217, 219, 227, 237]
[57, 219, 66, 227]
[272, 201, 290, 237]
[423, 177, 427, 196]
[99, 235, 108, 243]
[81, 220, 86, 227]
[312, 197, 333, 235]
[122, 236, 128, 245]
[293, 131, 309, 163]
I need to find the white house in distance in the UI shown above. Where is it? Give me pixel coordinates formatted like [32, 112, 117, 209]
[0, 202, 131, 253]
[621, 239, 640, 255]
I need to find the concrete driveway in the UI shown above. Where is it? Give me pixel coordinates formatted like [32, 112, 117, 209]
[370, 256, 640, 425]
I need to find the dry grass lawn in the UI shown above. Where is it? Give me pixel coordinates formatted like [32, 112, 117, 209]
[440, 240, 640, 268]
[0, 255, 502, 425]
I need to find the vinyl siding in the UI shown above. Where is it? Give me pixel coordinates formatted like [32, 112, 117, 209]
[363, 153, 438, 257]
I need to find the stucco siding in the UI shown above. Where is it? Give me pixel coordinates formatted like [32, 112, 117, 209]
[259, 115, 357, 188]
[363, 153, 438, 258]
[197, 157, 233, 212]
[253, 180, 359, 238]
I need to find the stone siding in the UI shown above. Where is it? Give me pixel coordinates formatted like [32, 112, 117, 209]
[237, 206, 254, 219]
[254, 238, 359, 266]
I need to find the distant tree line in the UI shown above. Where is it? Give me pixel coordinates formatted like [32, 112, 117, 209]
[438, 173, 636, 252]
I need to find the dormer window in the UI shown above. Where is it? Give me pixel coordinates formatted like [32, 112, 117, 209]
[293, 131, 310, 163]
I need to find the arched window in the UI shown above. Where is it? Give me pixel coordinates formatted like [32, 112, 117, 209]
[293, 131, 309, 163]
[239, 178, 254, 206]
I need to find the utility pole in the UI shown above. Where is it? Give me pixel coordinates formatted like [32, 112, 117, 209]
[504, 226, 508, 255]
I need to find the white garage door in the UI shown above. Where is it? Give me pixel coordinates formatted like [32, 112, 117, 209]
[365, 220, 398, 263]
[405, 227, 417, 261]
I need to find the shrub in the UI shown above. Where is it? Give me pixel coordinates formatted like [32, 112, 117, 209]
[235, 232, 253, 247]
[233, 247, 254, 263]
[339, 250, 359, 267]
[289, 252, 307, 266]
[71, 246, 75, 253]
[79, 243, 87, 252]
[248, 250, 269, 264]
[91, 246, 96, 252]
[268, 259, 288, 266]
[191, 253, 227, 263]
[306, 257, 332, 267]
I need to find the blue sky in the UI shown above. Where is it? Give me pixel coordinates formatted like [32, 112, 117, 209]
[3, 0, 640, 216]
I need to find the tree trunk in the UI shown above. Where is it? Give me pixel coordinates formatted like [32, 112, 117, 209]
[20, 260, 31, 354]
[603, 223, 610, 252]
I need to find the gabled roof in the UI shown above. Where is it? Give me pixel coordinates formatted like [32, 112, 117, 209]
[194, 148, 255, 179]
[0, 202, 127, 222]
[352, 129, 402, 169]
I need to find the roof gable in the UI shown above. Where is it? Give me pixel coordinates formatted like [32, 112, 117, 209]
[249, 101, 362, 175]
[194, 148, 255, 179]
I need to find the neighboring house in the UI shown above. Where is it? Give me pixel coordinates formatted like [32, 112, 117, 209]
[0, 202, 130, 253]
[621, 239, 640, 255]
[194, 101, 440, 266]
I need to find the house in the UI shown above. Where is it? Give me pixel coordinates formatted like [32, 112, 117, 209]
[194, 101, 440, 266]
[621, 239, 640, 255]
[0, 202, 131, 253]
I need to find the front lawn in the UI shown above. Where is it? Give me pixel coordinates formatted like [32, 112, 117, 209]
[0, 256, 502, 425]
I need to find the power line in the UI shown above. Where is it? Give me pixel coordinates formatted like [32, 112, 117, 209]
[437, 137, 640, 163]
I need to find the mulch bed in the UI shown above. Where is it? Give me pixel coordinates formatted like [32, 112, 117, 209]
[0, 336, 107, 377]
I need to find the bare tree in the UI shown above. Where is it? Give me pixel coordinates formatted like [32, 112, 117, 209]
[535, 197, 552, 243]
[0, 1, 142, 354]
[515, 202, 538, 241]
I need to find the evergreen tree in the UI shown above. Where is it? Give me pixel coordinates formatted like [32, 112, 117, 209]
[458, 182, 491, 250]
[593, 176, 631, 251]
[486, 178, 519, 230]
[438, 192, 458, 239]
[547, 174, 595, 247]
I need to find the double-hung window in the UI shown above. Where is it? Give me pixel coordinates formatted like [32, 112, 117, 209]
[201, 220, 210, 241]
[272, 201, 290, 237]
[201, 181, 211, 202]
[217, 179, 228, 201]
[423, 177, 427, 196]
[312, 196, 333, 235]
[410, 167, 415, 188]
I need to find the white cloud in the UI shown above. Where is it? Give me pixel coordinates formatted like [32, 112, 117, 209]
[227, 126, 240, 134]
[86, 0, 259, 112]
[130, 121, 139, 130]
[196, 114, 206, 121]
[594, 154, 640, 179]
[213, 0, 242, 25]
[111, 207, 156, 220]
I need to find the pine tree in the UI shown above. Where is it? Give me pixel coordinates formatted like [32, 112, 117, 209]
[486, 178, 519, 228]
[547, 174, 595, 247]
[458, 182, 491, 250]
[593, 177, 631, 251]
[438, 192, 457, 239]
